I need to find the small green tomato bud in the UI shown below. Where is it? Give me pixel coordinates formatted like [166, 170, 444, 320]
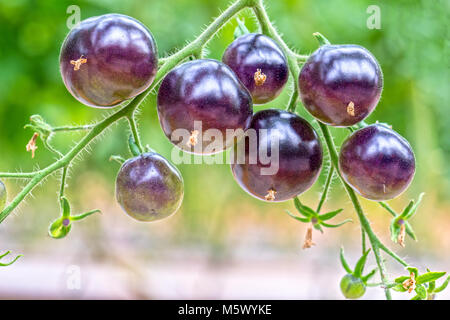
[340, 274, 366, 299]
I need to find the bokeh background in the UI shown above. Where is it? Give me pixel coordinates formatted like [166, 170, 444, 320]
[0, 0, 448, 299]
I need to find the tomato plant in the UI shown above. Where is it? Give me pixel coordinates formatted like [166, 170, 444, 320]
[0, 0, 447, 300]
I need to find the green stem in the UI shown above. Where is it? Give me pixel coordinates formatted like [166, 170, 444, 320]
[127, 115, 144, 154]
[59, 166, 68, 199]
[379, 201, 416, 240]
[52, 124, 94, 132]
[0, 0, 249, 224]
[0, 172, 37, 179]
[43, 139, 63, 158]
[317, 121, 392, 300]
[316, 165, 334, 213]
[251, 0, 301, 113]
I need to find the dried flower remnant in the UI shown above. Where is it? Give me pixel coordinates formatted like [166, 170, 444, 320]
[303, 225, 315, 249]
[402, 272, 416, 293]
[70, 55, 87, 71]
[347, 101, 356, 116]
[254, 69, 267, 86]
[26, 133, 39, 158]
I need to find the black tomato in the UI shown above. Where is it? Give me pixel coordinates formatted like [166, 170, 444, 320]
[157, 59, 253, 154]
[299, 45, 382, 126]
[231, 109, 323, 202]
[115, 153, 184, 222]
[223, 33, 289, 104]
[339, 124, 415, 201]
[60, 14, 158, 107]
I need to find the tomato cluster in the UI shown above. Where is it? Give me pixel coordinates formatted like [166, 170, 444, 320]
[59, 14, 415, 222]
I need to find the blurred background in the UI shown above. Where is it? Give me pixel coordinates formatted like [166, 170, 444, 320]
[0, 0, 448, 299]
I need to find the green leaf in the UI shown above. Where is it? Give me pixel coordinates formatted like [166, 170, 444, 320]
[0, 251, 11, 259]
[389, 218, 401, 243]
[321, 219, 352, 228]
[70, 209, 101, 221]
[0, 251, 22, 267]
[339, 247, 353, 274]
[312, 32, 330, 46]
[394, 276, 410, 283]
[433, 275, 450, 293]
[427, 280, 436, 293]
[416, 272, 446, 285]
[414, 284, 427, 300]
[361, 268, 377, 283]
[404, 193, 425, 220]
[60, 196, 71, 218]
[354, 249, 371, 278]
[109, 155, 125, 165]
[293, 198, 316, 217]
[233, 18, 250, 39]
[398, 200, 414, 219]
[404, 221, 417, 241]
[392, 284, 407, 292]
[410, 294, 422, 300]
[312, 223, 323, 233]
[285, 210, 309, 223]
[406, 266, 419, 278]
[318, 208, 343, 221]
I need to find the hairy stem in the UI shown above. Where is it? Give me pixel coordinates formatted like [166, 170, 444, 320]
[59, 166, 68, 199]
[52, 124, 94, 132]
[127, 115, 144, 154]
[0, 0, 249, 223]
[317, 121, 392, 300]
[316, 165, 334, 213]
[251, 0, 301, 113]
[0, 172, 37, 179]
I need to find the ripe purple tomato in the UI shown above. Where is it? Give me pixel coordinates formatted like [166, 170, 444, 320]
[223, 33, 289, 104]
[339, 124, 415, 201]
[157, 59, 253, 154]
[299, 45, 382, 127]
[115, 153, 183, 222]
[231, 109, 323, 202]
[60, 14, 158, 108]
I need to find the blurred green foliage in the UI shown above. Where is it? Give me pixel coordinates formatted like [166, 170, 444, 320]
[0, 0, 448, 237]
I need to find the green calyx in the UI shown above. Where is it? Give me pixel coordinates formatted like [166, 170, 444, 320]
[0, 251, 22, 267]
[313, 32, 330, 47]
[24, 115, 53, 141]
[389, 193, 424, 246]
[285, 197, 352, 233]
[48, 196, 100, 239]
[234, 17, 250, 39]
[388, 266, 448, 300]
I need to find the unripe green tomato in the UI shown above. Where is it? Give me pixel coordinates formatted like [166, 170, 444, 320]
[0, 180, 6, 211]
[340, 274, 366, 299]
